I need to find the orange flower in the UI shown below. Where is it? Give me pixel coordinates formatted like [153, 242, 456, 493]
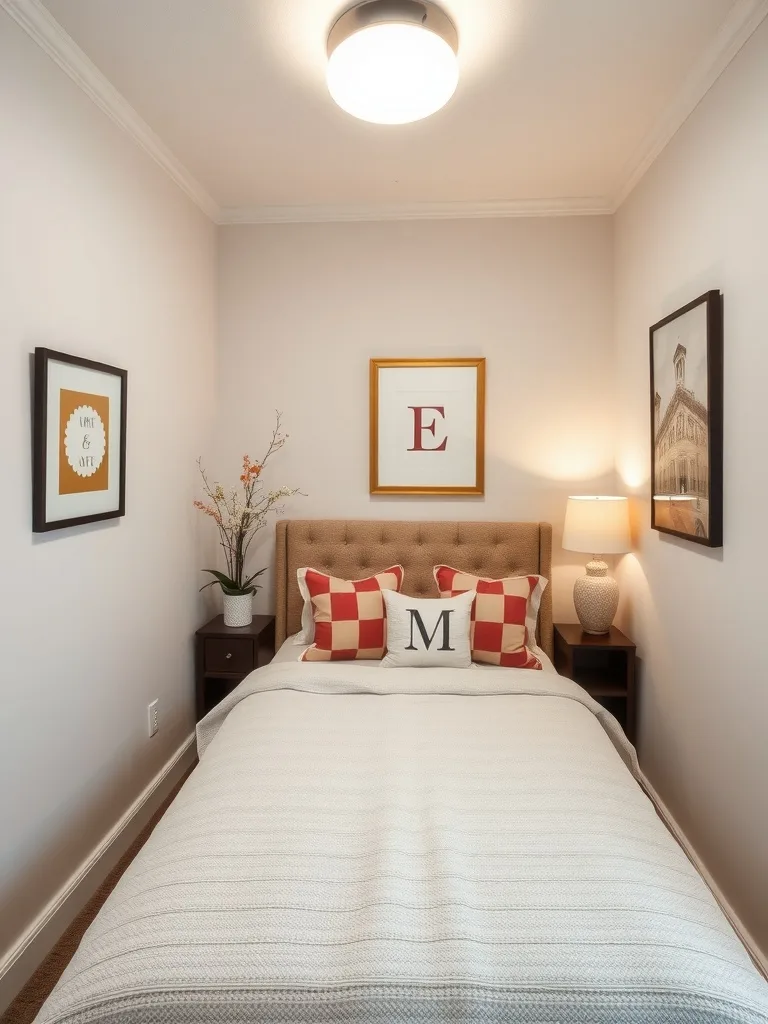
[249, 464, 261, 477]
[240, 473, 248, 482]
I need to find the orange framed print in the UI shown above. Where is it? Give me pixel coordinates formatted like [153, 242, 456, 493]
[370, 358, 485, 495]
[32, 348, 127, 532]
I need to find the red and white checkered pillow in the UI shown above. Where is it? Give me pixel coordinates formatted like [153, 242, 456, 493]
[433, 565, 546, 669]
[298, 565, 404, 661]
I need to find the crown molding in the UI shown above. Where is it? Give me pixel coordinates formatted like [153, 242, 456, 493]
[0, 0, 219, 220]
[6, 0, 765, 226]
[613, 0, 768, 209]
[218, 196, 614, 225]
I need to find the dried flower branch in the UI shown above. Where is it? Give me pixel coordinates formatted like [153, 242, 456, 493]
[194, 412, 302, 595]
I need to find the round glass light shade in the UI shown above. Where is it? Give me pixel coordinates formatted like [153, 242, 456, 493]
[327, 22, 459, 125]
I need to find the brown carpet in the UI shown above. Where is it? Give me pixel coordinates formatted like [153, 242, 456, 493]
[2, 765, 195, 1024]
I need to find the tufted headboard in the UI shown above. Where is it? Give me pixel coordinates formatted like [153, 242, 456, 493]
[274, 520, 553, 659]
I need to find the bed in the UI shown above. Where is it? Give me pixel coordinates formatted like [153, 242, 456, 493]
[36, 520, 768, 1023]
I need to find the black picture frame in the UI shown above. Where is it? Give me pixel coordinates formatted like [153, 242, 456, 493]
[649, 290, 723, 548]
[32, 348, 127, 532]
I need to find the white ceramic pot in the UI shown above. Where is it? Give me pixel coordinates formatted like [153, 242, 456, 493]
[222, 592, 253, 628]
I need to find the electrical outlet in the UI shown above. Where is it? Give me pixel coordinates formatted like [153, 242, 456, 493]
[148, 699, 159, 737]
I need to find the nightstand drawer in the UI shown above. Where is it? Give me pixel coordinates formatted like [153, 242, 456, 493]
[204, 638, 253, 674]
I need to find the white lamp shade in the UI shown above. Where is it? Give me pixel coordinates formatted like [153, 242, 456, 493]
[327, 22, 459, 125]
[562, 496, 631, 555]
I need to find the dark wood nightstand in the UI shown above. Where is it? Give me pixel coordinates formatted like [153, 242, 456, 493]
[195, 614, 275, 721]
[553, 623, 637, 743]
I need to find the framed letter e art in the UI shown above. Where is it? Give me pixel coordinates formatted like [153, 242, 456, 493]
[33, 348, 127, 532]
[370, 358, 485, 495]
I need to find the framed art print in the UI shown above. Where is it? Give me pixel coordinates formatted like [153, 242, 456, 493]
[370, 358, 485, 495]
[32, 348, 127, 532]
[650, 290, 723, 547]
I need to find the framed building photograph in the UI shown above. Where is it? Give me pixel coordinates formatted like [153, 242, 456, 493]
[370, 358, 485, 495]
[650, 291, 723, 547]
[32, 348, 127, 532]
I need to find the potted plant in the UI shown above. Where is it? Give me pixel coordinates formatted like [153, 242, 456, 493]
[195, 413, 300, 627]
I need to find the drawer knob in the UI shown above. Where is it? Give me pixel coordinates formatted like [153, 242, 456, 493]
[226, 652, 232, 659]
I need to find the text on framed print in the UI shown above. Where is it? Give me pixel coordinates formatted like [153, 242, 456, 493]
[32, 348, 127, 532]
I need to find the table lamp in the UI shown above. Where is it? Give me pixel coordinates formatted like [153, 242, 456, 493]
[562, 496, 631, 634]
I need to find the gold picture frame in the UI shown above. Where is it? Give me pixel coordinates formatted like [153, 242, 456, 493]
[369, 358, 485, 495]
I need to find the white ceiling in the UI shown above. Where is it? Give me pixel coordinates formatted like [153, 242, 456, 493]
[23, 0, 764, 218]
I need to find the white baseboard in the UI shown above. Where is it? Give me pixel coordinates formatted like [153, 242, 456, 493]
[0, 734, 197, 1015]
[640, 775, 768, 978]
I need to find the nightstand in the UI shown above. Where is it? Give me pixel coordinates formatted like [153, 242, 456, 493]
[553, 623, 637, 743]
[195, 614, 275, 721]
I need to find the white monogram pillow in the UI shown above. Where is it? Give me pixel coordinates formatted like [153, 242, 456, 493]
[381, 589, 475, 668]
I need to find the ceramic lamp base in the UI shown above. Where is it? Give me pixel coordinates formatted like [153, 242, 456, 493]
[573, 559, 619, 635]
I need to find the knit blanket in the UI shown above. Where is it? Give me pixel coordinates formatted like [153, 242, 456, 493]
[36, 662, 768, 1023]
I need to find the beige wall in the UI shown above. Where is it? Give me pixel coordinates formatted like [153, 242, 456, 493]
[0, 11, 216, 975]
[614, 20, 768, 955]
[3, 0, 767, 993]
[216, 216, 616, 622]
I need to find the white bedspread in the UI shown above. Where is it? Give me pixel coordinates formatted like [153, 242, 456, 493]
[36, 662, 768, 1023]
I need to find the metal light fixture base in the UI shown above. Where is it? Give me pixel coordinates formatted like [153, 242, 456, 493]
[328, 1, 458, 58]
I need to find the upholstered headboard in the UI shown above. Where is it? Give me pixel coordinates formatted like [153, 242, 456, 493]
[274, 520, 553, 659]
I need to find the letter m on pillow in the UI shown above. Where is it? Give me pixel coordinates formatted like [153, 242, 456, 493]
[406, 609, 455, 652]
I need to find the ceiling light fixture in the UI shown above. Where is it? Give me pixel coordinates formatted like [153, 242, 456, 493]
[327, 1, 459, 125]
